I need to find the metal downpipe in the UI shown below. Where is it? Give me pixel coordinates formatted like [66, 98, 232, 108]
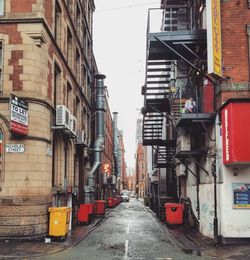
[85, 74, 106, 204]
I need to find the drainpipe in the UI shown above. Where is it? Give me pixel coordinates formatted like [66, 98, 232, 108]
[212, 159, 219, 244]
[113, 112, 119, 191]
[85, 74, 106, 204]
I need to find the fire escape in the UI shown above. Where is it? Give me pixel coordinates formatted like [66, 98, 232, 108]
[142, 0, 214, 220]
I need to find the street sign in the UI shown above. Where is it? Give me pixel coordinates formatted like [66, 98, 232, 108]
[10, 94, 29, 135]
[5, 144, 25, 153]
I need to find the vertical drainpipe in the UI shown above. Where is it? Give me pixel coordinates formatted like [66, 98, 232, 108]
[113, 112, 119, 190]
[85, 74, 106, 204]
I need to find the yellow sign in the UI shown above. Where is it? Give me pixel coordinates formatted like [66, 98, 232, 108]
[211, 0, 222, 76]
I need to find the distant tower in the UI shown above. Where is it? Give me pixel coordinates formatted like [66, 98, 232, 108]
[136, 118, 143, 144]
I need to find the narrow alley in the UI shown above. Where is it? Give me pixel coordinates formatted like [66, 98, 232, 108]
[36, 199, 205, 260]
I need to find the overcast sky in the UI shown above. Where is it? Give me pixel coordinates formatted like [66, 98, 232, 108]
[93, 0, 160, 168]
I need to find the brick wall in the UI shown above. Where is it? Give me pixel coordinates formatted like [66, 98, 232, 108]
[216, 1, 250, 108]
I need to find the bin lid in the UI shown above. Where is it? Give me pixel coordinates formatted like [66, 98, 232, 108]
[164, 203, 183, 208]
[48, 207, 71, 212]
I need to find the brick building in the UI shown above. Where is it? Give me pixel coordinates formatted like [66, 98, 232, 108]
[141, 0, 250, 243]
[0, 0, 96, 239]
[100, 97, 114, 199]
[127, 170, 136, 192]
[135, 143, 147, 198]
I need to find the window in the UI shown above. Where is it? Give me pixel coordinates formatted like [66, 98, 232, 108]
[76, 4, 81, 39]
[55, 1, 62, 47]
[68, 0, 74, 17]
[53, 62, 61, 108]
[76, 97, 80, 128]
[82, 107, 86, 130]
[0, 42, 2, 95]
[67, 28, 73, 69]
[0, 130, 2, 182]
[0, 0, 4, 16]
[66, 82, 73, 111]
[76, 48, 81, 84]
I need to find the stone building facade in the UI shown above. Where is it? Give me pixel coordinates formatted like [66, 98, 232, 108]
[0, 0, 96, 239]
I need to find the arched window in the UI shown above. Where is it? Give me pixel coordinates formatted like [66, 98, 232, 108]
[0, 129, 3, 180]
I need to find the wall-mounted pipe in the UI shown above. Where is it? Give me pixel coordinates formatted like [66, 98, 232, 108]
[85, 74, 106, 203]
[113, 112, 119, 176]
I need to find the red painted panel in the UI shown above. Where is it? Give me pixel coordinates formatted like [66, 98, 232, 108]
[203, 80, 214, 112]
[222, 102, 250, 164]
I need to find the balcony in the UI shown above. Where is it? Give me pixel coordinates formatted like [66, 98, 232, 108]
[147, 6, 207, 61]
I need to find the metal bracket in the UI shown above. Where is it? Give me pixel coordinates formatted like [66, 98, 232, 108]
[189, 156, 209, 176]
[201, 121, 215, 142]
[176, 157, 197, 177]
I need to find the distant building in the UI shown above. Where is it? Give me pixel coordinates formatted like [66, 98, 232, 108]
[136, 118, 143, 143]
[135, 143, 147, 198]
[113, 113, 127, 194]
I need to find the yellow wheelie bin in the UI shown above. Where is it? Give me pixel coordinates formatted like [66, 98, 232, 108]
[48, 207, 71, 238]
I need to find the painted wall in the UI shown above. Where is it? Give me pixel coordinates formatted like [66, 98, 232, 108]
[185, 124, 216, 239]
[216, 116, 250, 238]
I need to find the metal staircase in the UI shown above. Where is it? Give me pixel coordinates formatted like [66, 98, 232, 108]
[142, 1, 208, 221]
[142, 59, 172, 146]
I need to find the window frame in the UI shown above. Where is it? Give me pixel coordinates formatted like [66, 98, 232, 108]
[0, 0, 4, 17]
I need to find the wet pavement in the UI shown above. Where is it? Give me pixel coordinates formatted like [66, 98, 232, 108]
[1, 199, 250, 259]
[35, 199, 207, 260]
[0, 208, 113, 260]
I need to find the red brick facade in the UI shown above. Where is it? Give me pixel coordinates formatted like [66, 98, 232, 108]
[221, 0, 250, 82]
[11, 0, 36, 13]
[217, 1, 250, 107]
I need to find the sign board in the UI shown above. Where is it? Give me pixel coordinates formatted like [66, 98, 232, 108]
[233, 183, 250, 209]
[5, 144, 25, 153]
[10, 94, 28, 135]
[206, 0, 222, 77]
[222, 102, 250, 164]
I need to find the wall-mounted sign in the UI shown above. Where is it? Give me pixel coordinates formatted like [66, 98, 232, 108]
[233, 183, 250, 209]
[5, 144, 25, 153]
[222, 102, 250, 164]
[10, 94, 28, 135]
[206, 0, 222, 77]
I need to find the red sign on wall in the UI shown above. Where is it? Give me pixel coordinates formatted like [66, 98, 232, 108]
[10, 94, 28, 135]
[222, 102, 250, 165]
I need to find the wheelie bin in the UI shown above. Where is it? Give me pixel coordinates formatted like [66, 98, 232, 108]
[94, 200, 105, 216]
[78, 204, 90, 224]
[48, 207, 71, 238]
[107, 197, 114, 208]
[165, 203, 184, 225]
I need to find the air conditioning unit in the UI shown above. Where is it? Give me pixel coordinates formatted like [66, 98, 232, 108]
[76, 131, 87, 145]
[56, 105, 70, 129]
[176, 134, 191, 153]
[69, 114, 77, 136]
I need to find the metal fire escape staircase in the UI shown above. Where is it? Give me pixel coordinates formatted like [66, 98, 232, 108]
[142, 5, 208, 166]
[142, 4, 209, 220]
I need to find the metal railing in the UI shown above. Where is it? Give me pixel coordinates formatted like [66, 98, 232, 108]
[147, 6, 196, 35]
